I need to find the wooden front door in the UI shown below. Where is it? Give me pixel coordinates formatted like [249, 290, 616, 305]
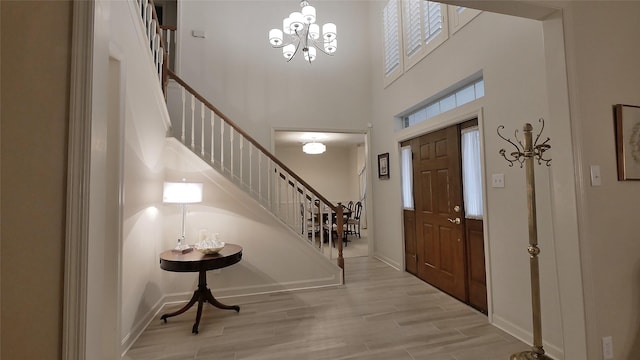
[402, 121, 487, 312]
[412, 125, 466, 301]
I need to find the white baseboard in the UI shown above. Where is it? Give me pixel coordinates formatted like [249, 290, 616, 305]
[373, 252, 402, 271]
[492, 314, 564, 360]
[120, 296, 165, 358]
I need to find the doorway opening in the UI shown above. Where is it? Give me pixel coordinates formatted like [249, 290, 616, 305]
[274, 130, 371, 258]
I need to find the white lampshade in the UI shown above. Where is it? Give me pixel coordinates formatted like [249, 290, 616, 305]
[269, 28, 283, 46]
[322, 23, 336, 40]
[324, 38, 337, 54]
[303, 142, 326, 154]
[304, 46, 317, 62]
[308, 24, 320, 40]
[302, 5, 316, 24]
[163, 182, 203, 204]
[289, 12, 304, 32]
[283, 44, 295, 59]
[283, 17, 293, 35]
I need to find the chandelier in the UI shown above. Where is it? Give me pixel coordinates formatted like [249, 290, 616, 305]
[268, 0, 337, 63]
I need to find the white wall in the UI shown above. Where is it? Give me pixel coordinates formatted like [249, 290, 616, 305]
[100, 1, 172, 353]
[367, 6, 566, 357]
[275, 144, 361, 204]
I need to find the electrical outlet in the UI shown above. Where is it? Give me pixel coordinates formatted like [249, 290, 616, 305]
[602, 336, 613, 360]
[491, 173, 505, 188]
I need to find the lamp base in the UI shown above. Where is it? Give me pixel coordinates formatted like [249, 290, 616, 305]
[510, 350, 552, 360]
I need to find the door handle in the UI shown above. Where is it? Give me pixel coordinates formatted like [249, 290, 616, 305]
[447, 217, 461, 225]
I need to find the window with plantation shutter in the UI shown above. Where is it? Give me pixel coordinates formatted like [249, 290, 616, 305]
[401, 0, 448, 71]
[383, 0, 403, 86]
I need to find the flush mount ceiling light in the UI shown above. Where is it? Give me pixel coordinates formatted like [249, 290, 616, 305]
[268, 0, 337, 63]
[302, 141, 326, 154]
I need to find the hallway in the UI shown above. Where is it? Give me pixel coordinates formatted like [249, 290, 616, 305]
[124, 257, 527, 359]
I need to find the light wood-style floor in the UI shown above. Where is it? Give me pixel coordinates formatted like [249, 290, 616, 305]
[124, 257, 528, 360]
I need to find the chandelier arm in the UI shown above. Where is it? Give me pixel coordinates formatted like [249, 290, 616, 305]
[288, 31, 302, 63]
[303, 30, 311, 64]
[309, 37, 333, 56]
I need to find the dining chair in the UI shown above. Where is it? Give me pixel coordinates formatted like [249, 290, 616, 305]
[347, 201, 362, 238]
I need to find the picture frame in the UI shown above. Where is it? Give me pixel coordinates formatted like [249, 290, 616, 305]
[614, 104, 640, 180]
[378, 153, 390, 180]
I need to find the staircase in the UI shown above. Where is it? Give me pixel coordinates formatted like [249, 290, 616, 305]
[134, 0, 347, 274]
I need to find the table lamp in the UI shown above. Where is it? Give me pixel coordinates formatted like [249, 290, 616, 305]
[163, 181, 203, 253]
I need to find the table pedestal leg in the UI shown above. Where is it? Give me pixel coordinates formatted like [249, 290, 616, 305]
[160, 269, 240, 334]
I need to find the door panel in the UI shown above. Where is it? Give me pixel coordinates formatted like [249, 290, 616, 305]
[419, 171, 433, 213]
[466, 218, 487, 313]
[413, 126, 466, 301]
[436, 169, 450, 214]
[403, 210, 417, 275]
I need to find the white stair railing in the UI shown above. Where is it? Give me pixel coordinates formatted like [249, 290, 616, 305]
[135, 0, 166, 86]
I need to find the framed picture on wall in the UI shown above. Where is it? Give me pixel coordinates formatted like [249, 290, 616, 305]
[378, 153, 389, 180]
[614, 104, 640, 180]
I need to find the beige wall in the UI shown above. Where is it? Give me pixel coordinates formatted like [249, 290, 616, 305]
[561, 2, 640, 358]
[0, 1, 72, 359]
[275, 144, 361, 204]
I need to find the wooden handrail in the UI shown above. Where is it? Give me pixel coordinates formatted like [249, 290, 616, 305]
[159, 24, 177, 31]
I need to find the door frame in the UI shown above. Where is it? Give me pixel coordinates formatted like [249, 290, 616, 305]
[396, 106, 494, 319]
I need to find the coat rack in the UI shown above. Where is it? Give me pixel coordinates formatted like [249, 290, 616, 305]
[497, 119, 552, 360]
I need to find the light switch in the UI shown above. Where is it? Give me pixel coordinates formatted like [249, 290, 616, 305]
[590, 165, 602, 186]
[192, 30, 206, 38]
[491, 173, 505, 188]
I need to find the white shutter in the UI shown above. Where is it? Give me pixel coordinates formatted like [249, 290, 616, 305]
[403, 0, 422, 57]
[401, 0, 448, 71]
[383, 0, 403, 86]
[423, 1, 442, 43]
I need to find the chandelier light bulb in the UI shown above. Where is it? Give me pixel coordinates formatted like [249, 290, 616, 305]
[322, 23, 336, 40]
[304, 46, 317, 62]
[269, 29, 283, 46]
[283, 44, 296, 59]
[308, 24, 320, 39]
[302, 5, 316, 24]
[289, 12, 304, 32]
[324, 38, 337, 54]
[283, 18, 293, 35]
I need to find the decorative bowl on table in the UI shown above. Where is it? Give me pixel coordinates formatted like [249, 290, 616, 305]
[194, 239, 225, 255]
